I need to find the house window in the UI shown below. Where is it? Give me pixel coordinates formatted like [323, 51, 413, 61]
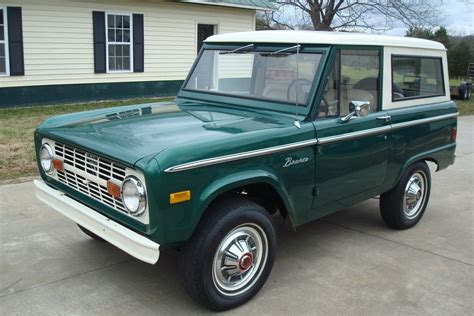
[392, 56, 445, 101]
[106, 13, 133, 72]
[0, 7, 9, 76]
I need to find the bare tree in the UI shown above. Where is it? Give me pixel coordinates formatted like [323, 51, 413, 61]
[259, 0, 442, 31]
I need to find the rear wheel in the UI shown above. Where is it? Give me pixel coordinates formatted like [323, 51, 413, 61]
[77, 224, 104, 241]
[380, 161, 431, 229]
[179, 197, 276, 311]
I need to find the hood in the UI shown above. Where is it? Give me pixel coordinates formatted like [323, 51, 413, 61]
[37, 100, 298, 166]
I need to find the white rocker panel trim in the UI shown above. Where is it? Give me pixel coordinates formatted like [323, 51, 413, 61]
[34, 180, 160, 265]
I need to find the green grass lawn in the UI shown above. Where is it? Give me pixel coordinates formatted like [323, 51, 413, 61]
[0, 97, 172, 182]
[0, 95, 472, 182]
[456, 98, 474, 116]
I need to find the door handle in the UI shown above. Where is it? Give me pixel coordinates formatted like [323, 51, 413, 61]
[377, 115, 391, 122]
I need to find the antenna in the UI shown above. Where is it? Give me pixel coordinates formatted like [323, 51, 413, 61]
[294, 43, 301, 129]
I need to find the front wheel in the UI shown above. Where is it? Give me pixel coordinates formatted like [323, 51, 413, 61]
[380, 161, 431, 229]
[179, 197, 276, 311]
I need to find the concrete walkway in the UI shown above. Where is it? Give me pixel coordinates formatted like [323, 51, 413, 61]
[1, 117, 473, 315]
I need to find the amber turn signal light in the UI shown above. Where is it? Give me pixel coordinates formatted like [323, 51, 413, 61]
[107, 180, 121, 198]
[170, 190, 191, 204]
[53, 159, 64, 172]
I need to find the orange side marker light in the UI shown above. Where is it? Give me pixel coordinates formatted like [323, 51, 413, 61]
[107, 180, 121, 198]
[53, 159, 64, 172]
[170, 190, 191, 204]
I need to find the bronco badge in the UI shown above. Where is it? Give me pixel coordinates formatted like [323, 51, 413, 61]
[283, 157, 309, 168]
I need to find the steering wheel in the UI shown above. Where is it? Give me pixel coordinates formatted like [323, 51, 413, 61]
[287, 78, 312, 102]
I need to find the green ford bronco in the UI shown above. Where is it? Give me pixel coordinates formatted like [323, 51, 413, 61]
[35, 31, 457, 310]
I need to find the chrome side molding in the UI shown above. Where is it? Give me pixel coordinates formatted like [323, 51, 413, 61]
[164, 112, 458, 173]
[318, 125, 392, 144]
[164, 139, 318, 172]
[390, 112, 459, 130]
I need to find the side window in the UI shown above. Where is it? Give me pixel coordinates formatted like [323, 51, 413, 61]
[392, 56, 445, 101]
[318, 49, 380, 117]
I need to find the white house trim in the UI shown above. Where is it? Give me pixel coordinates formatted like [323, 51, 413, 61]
[178, 0, 277, 11]
[0, 5, 10, 77]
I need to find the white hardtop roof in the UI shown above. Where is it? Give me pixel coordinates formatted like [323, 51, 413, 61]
[206, 30, 446, 50]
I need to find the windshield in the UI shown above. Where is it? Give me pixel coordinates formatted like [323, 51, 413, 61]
[184, 48, 323, 106]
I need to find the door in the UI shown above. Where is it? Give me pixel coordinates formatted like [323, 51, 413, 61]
[197, 24, 215, 54]
[312, 48, 392, 211]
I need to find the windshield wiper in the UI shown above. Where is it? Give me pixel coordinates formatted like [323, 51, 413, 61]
[270, 44, 301, 55]
[259, 44, 302, 57]
[219, 44, 254, 55]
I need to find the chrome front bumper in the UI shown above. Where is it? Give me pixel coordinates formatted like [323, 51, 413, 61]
[34, 180, 160, 264]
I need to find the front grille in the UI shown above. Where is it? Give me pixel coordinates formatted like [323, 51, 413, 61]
[54, 142, 128, 213]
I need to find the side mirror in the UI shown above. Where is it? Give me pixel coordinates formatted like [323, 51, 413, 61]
[341, 101, 370, 122]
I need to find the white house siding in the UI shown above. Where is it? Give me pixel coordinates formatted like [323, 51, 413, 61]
[0, 0, 256, 88]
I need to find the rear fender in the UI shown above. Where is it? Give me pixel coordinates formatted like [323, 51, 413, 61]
[394, 143, 456, 186]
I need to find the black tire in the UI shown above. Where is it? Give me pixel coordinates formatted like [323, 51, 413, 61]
[179, 196, 276, 311]
[380, 161, 431, 230]
[77, 224, 104, 241]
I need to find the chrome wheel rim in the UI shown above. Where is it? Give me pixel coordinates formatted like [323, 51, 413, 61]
[403, 171, 427, 219]
[212, 223, 268, 296]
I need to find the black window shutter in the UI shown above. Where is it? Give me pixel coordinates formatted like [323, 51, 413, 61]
[133, 14, 144, 73]
[7, 7, 24, 76]
[92, 11, 106, 73]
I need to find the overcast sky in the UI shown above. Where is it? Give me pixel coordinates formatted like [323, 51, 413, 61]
[384, 0, 473, 36]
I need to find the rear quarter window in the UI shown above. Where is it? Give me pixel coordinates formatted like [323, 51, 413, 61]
[391, 56, 445, 101]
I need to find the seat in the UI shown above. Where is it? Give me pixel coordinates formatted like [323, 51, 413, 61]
[352, 77, 378, 112]
[392, 82, 405, 100]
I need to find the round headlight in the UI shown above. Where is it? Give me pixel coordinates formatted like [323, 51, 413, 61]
[121, 176, 146, 216]
[40, 143, 54, 174]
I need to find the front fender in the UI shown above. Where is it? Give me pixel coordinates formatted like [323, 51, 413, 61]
[197, 169, 296, 224]
[157, 167, 297, 246]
